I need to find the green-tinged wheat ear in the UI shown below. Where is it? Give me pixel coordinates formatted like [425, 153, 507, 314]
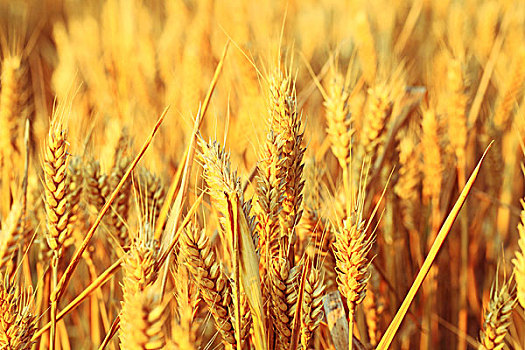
[42, 119, 70, 255]
[300, 266, 325, 349]
[119, 286, 167, 350]
[0, 274, 37, 349]
[478, 276, 517, 350]
[181, 225, 236, 345]
[0, 200, 24, 274]
[512, 199, 525, 309]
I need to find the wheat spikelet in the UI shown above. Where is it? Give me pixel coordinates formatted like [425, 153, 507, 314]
[269, 258, 300, 349]
[0, 274, 37, 350]
[512, 198, 525, 309]
[107, 155, 132, 247]
[268, 69, 305, 256]
[478, 276, 517, 350]
[181, 224, 236, 345]
[42, 114, 70, 254]
[122, 223, 161, 298]
[119, 285, 167, 350]
[300, 266, 325, 349]
[324, 71, 353, 168]
[0, 200, 24, 274]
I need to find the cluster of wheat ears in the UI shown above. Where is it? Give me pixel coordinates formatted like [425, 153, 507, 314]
[0, 0, 525, 349]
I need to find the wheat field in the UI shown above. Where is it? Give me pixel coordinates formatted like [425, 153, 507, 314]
[0, 0, 524, 349]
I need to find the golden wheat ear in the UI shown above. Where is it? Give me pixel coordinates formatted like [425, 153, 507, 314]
[180, 224, 236, 345]
[478, 274, 517, 350]
[0, 273, 37, 350]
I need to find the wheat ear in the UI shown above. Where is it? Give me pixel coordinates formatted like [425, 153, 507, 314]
[268, 69, 306, 259]
[300, 265, 325, 349]
[478, 275, 517, 350]
[333, 218, 374, 350]
[512, 198, 525, 309]
[0, 274, 37, 350]
[181, 225, 236, 345]
[119, 286, 167, 350]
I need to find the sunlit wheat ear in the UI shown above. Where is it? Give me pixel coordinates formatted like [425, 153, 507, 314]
[478, 275, 517, 350]
[333, 217, 374, 349]
[324, 71, 353, 168]
[0, 274, 37, 350]
[0, 200, 24, 274]
[269, 258, 300, 350]
[300, 266, 325, 349]
[512, 198, 525, 309]
[268, 69, 306, 255]
[42, 115, 70, 255]
[122, 223, 161, 297]
[181, 225, 236, 345]
[255, 131, 285, 272]
[119, 285, 167, 350]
